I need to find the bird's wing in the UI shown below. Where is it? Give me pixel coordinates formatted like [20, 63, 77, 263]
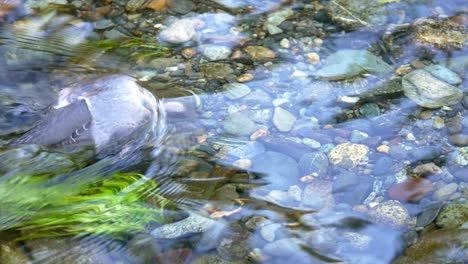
[11, 99, 94, 146]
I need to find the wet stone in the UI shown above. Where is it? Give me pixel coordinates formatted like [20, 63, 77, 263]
[432, 183, 458, 201]
[273, 107, 297, 132]
[200, 63, 234, 79]
[372, 156, 394, 176]
[402, 69, 464, 109]
[193, 255, 244, 264]
[424, 65, 463, 85]
[333, 173, 374, 205]
[327, 0, 388, 29]
[314, 49, 391, 80]
[223, 112, 257, 136]
[223, 83, 251, 100]
[298, 152, 329, 176]
[435, 203, 468, 229]
[251, 151, 300, 187]
[452, 167, 468, 182]
[260, 223, 282, 242]
[410, 146, 441, 161]
[158, 18, 198, 44]
[368, 200, 411, 229]
[216, 228, 250, 261]
[228, 141, 265, 159]
[167, 0, 194, 14]
[301, 179, 335, 210]
[242, 90, 272, 107]
[349, 130, 369, 143]
[0, 242, 30, 264]
[244, 46, 276, 60]
[388, 177, 434, 202]
[393, 228, 468, 264]
[358, 103, 380, 117]
[151, 213, 217, 239]
[262, 238, 303, 257]
[328, 143, 369, 168]
[416, 202, 443, 227]
[449, 133, 468, 146]
[202, 45, 232, 61]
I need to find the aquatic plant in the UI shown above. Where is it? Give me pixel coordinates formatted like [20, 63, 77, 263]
[0, 172, 176, 240]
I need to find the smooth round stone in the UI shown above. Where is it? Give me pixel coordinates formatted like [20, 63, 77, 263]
[251, 151, 300, 185]
[202, 45, 232, 61]
[359, 103, 380, 117]
[298, 152, 329, 175]
[242, 90, 272, 106]
[244, 46, 276, 60]
[223, 112, 257, 136]
[402, 69, 463, 109]
[260, 223, 282, 242]
[410, 146, 441, 161]
[93, 19, 114, 30]
[158, 18, 197, 44]
[273, 107, 297, 132]
[452, 167, 468, 181]
[449, 134, 468, 146]
[167, 0, 194, 14]
[229, 141, 266, 159]
[262, 238, 303, 257]
[372, 156, 394, 176]
[350, 130, 369, 143]
[332, 173, 374, 205]
[223, 83, 251, 99]
[416, 202, 442, 227]
[151, 214, 217, 239]
[424, 65, 463, 85]
[368, 200, 411, 228]
[328, 143, 369, 168]
[302, 138, 321, 149]
[432, 183, 458, 201]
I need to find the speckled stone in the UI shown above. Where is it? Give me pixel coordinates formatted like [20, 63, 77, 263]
[368, 200, 411, 228]
[328, 143, 369, 168]
[435, 203, 468, 229]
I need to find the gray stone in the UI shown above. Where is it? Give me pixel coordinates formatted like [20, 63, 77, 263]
[372, 156, 394, 176]
[229, 142, 266, 159]
[327, 0, 388, 29]
[402, 69, 463, 109]
[260, 223, 282, 242]
[93, 19, 114, 30]
[159, 18, 197, 44]
[273, 107, 297, 132]
[151, 213, 217, 239]
[223, 112, 257, 136]
[103, 28, 127, 39]
[416, 202, 443, 227]
[358, 103, 380, 117]
[266, 9, 294, 26]
[349, 130, 369, 143]
[167, 0, 194, 14]
[424, 65, 463, 85]
[242, 90, 273, 106]
[223, 83, 251, 99]
[251, 151, 300, 187]
[298, 152, 329, 175]
[262, 238, 303, 257]
[314, 49, 391, 80]
[202, 45, 232, 61]
[432, 183, 458, 201]
[301, 179, 335, 210]
[333, 173, 374, 205]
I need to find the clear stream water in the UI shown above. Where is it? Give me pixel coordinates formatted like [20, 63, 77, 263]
[0, 0, 467, 263]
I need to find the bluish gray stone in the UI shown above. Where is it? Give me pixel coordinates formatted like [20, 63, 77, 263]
[251, 151, 300, 187]
[424, 65, 462, 85]
[229, 141, 266, 159]
[223, 112, 257, 136]
[298, 152, 329, 175]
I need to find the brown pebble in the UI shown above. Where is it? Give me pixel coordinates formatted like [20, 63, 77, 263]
[395, 65, 412, 75]
[305, 52, 320, 65]
[419, 110, 433, 119]
[413, 162, 441, 176]
[377, 145, 390, 153]
[388, 177, 434, 202]
[181, 48, 196, 59]
[237, 73, 254, 83]
[147, 0, 167, 11]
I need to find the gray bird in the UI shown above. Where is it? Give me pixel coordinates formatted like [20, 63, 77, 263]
[11, 74, 165, 157]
